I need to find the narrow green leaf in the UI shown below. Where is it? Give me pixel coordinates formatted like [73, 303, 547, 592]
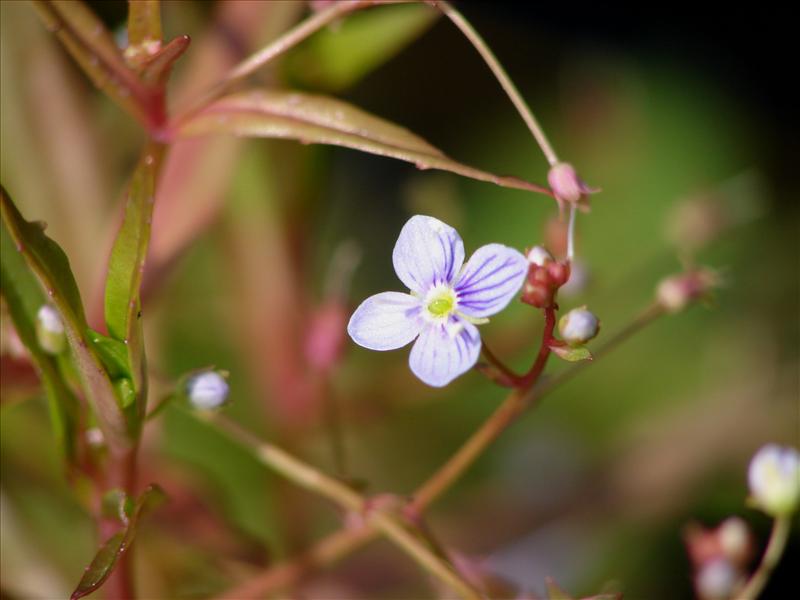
[31, 0, 153, 126]
[71, 484, 166, 600]
[71, 531, 125, 600]
[175, 90, 553, 197]
[125, 0, 162, 68]
[1, 217, 79, 464]
[1, 186, 130, 455]
[104, 143, 164, 411]
[285, 3, 439, 91]
[550, 344, 593, 362]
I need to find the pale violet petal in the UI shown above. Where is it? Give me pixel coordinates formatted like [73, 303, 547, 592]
[408, 318, 481, 387]
[347, 292, 423, 351]
[455, 244, 528, 318]
[392, 215, 465, 294]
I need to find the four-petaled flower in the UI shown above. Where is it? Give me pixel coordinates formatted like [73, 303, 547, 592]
[347, 215, 529, 387]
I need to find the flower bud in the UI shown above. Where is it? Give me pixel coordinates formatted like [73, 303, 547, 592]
[526, 245, 553, 267]
[695, 558, 739, 600]
[186, 371, 230, 410]
[558, 307, 599, 346]
[717, 517, 751, 566]
[547, 162, 598, 209]
[747, 444, 800, 517]
[36, 305, 65, 354]
[656, 268, 720, 313]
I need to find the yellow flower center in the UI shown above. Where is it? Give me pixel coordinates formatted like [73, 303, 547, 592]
[425, 286, 457, 319]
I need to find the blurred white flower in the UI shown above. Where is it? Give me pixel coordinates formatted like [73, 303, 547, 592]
[748, 444, 800, 517]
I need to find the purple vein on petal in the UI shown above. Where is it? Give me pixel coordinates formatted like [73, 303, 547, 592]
[457, 257, 517, 293]
[457, 269, 527, 300]
[455, 254, 497, 290]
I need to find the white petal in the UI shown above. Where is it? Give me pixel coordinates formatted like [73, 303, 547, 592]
[409, 318, 481, 387]
[455, 244, 528, 318]
[392, 215, 465, 294]
[347, 292, 423, 351]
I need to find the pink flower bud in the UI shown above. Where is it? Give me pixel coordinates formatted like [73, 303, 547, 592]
[656, 268, 720, 313]
[547, 162, 598, 210]
[305, 303, 347, 372]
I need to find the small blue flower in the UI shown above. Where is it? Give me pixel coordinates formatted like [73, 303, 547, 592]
[348, 215, 529, 387]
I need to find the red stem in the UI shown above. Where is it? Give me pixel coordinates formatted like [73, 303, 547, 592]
[517, 305, 556, 388]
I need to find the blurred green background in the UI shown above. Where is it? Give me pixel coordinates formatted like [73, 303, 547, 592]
[1, 1, 797, 598]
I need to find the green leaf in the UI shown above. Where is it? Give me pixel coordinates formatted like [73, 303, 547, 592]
[104, 143, 164, 411]
[0, 212, 79, 464]
[31, 0, 153, 126]
[1, 186, 130, 455]
[88, 329, 131, 380]
[175, 89, 552, 197]
[71, 484, 167, 600]
[285, 3, 439, 91]
[125, 0, 161, 68]
[550, 344, 593, 362]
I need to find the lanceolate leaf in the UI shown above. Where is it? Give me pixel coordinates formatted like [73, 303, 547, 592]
[1, 186, 130, 455]
[0, 216, 79, 464]
[71, 484, 167, 600]
[104, 143, 164, 411]
[31, 0, 153, 127]
[175, 90, 553, 197]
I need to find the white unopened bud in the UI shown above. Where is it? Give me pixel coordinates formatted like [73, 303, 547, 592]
[187, 371, 230, 410]
[36, 305, 65, 354]
[558, 307, 600, 346]
[718, 517, 751, 565]
[748, 444, 800, 517]
[696, 558, 739, 600]
[526, 245, 553, 267]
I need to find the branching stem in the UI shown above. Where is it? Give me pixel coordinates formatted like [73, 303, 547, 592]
[200, 412, 482, 600]
[214, 301, 666, 599]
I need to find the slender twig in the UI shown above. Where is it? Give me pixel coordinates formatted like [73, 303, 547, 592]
[215, 527, 375, 600]
[734, 516, 791, 600]
[199, 412, 482, 600]
[177, 0, 410, 119]
[480, 341, 521, 386]
[412, 306, 555, 510]
[216, 300, 667, 598]
[436, 1, 559, 166]
[567, 204, 577, 261]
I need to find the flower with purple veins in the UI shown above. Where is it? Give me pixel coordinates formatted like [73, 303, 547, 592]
[347, 215, 529, 387]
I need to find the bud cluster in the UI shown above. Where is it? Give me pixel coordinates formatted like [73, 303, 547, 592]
[684, 518, 753, 600]
[521, 246, 570, 308]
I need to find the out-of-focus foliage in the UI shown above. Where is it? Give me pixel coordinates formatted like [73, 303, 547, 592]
[1, 2, 796, 599]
